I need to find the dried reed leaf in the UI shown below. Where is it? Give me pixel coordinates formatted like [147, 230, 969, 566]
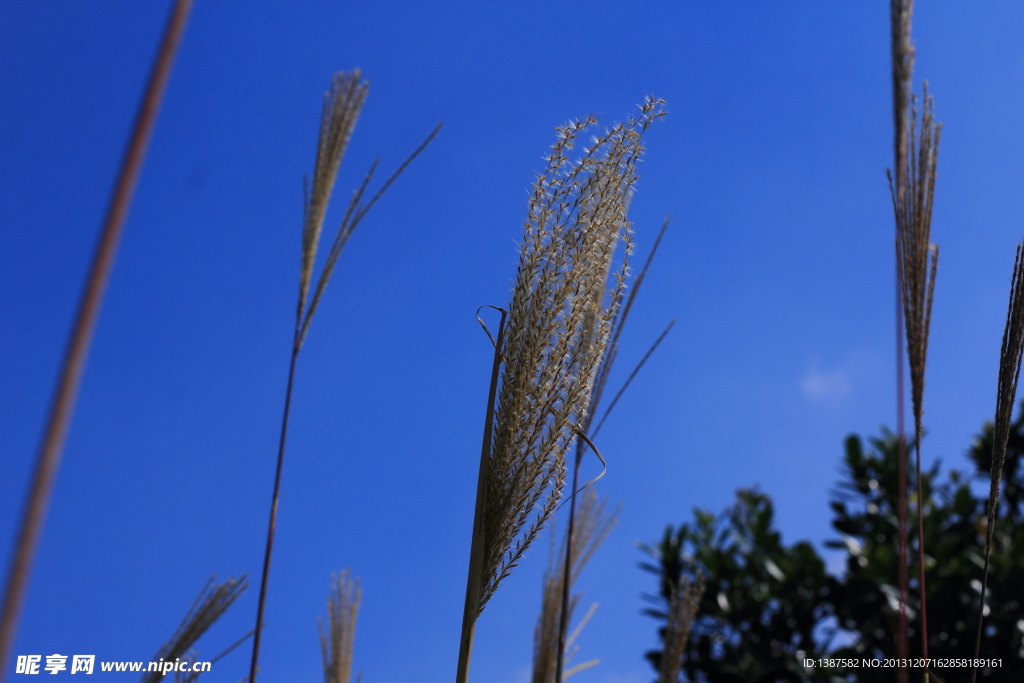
[588, 216, 671, 438]
[590, 319, 674, 442]
[318, 571, 361, 683]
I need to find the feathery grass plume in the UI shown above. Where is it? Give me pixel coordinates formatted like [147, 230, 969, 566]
[970, 244, 1024, 681]
[554, 218, 675, 680]
[140, 576, 248, 683]
[532, 489, 619, 683]
[319, 571, 362, 683]
[888, 82, 940, 675]
[457, 98, 665, 682]
[248, 71, 439, 683]
[656, 573, 705, 683]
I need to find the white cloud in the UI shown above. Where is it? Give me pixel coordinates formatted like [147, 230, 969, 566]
[800, 358, 853, 403]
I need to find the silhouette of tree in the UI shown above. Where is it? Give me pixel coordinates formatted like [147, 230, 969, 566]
[643, 407, 1024, 682]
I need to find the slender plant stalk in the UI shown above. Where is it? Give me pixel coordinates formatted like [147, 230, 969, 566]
[457, 99, 664, 682]
[247, 72, 438, 683]
[533, 489, 618, 683]
[894, 253, 910, 677]
[0, 3, 193, 679]
[249, 349, 301, 683]
[890, 2, 942, 676]
[890, 1, 914, 675]
[555, 218, 673, 682]
[970, 244, 1024, 682]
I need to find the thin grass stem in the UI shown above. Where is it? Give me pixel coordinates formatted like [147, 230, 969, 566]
[890, 0, 914, 673]
[0, 3, 193, 678]
[248, 348, 299, 683]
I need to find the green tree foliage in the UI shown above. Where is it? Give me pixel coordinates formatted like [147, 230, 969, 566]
[640, 490, 836, 682]
[643, 408, 1024, 682]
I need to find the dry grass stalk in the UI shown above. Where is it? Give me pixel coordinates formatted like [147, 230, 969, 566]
[657, 573, 705, 683]
[888, 81, 941, 672]
[141, 576, 248, 683]
[532, 489, 618, 683]
[889, 3, 939, 669]
[555, 217, 674, 679]
[457, 98, 665, 682]
[890, 0, 915, 188]
[889, 1, 917, 674]
[248, 71, 438, 683]
[970, 244, 1024, 681]
[891, 0, 913, 657]
[0, 4, 194, 679]
[319, 571, 362, 683]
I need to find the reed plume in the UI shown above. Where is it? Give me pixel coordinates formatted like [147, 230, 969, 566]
[456, 98, 665, 682]
[248, 71, 439, 683]
[319, 571, 362, 683]
[141, 576, 248, 683]
[970, 244, 1024, 682]
[891, 92, 940, 501]
[532, 489, 618, 683]
[888, 83, 940, 675]
[554, 218, 674, 680]
[888, 1, 940, 672]
[656, 573, 704, 683]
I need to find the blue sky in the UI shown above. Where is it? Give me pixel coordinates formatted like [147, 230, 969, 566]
[3, 2, 1024, 681]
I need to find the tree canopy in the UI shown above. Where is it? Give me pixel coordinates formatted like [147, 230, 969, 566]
[643, 408, 1024, 682]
